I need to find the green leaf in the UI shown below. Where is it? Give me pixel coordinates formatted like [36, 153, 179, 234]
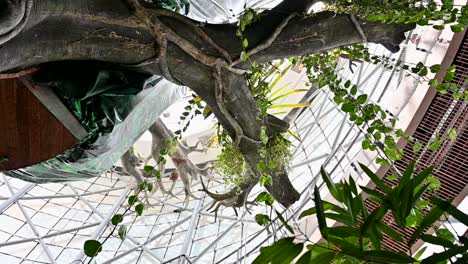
[128, 195, 137, 206]
[146, 182, 153, 192]
[414, 246, 427, 261]
[135, 203, 144, 216]
[410, 204, 444, 244]
[420, 234, 454, 248]
[341, 102, 355, 113]
[345, 250, 414, 263]
[444, 71, 455, 82]
[314, 186, 328, 239]
[431, 197, 468, 225]
[270, 63, 292, 89]
[351, 85, 357, 95]
[419, 67, 428, 77]
[155, 170, 161, 179]
[368, 225, 382, 250]
[275, 210, 294, 234]
[400, 160, 415, 188]
[269, 103, 310, 110]
[387, 174, 397, 181]
[269, 82, 291, 99]
[144, 166, 154, 174]
[111, 214, 123, 225]
[287, 129, 301, 142]
[359, 163, 392, 194]
[357, 94, 368, 104]
[320, 167, 341, 202]
[84, 240, 102, 257]
[118, 225, 127, 240]
[344, 80, 351, 88]
[360, 186, 386, 203]
[448, 65, 457, 73]
[260, 175, 272, 186]
[202, 106, 212, 118]
[448, 128, 457, 140]
[311, 252, 336, 263]
[430, 64, 441, 73]
[327, 236, 360, 252]
[421, 246, 466, 264]
[413, 142, 423, 153]
[426, 176, 441, 191]
[241, 51, 249, 62]
[398, 181, 414, 226]
[269, 89, 308, 103]
[361, 206, 387, 240]
[299, 201, 348, 219]
[243, 38, 249, 48]
[255, 214, 271, 226]
[362, 139, 371, 150]
[296, 251, 312, 264]
[450, 24, 465, 33]
[257, 161, 266, 171]
[348, 176, 358, 195]
[324, 212, 354, 226]
[256, 192, 274, 206]
[253, 237, 303, 264]
[412, 167, 434, 189]
[328, 226, 360, 238]
[377, 223, 403, 242]
[437, 228, 455, 242]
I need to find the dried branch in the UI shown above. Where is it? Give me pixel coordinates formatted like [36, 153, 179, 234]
[121, 150, 145, 184]
[199, 177, 240, 201]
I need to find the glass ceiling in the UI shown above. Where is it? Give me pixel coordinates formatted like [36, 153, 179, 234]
[0, 1, 454, 263]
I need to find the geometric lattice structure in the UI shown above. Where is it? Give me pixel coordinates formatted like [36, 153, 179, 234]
[0, 32, 444, 262]
[366, 30, 468, 253]
[0, 2, 462, 262]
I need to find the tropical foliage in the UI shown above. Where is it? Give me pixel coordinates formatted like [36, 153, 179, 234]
[254, 162, 468, 263]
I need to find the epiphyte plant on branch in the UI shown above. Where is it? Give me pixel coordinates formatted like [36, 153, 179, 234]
[0, 0, 465, 261]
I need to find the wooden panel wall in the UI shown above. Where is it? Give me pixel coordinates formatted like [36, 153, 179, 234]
[364, 31, 468, 253]
[0, 78, 77, 170]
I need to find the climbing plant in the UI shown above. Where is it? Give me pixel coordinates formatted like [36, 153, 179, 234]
[249, 1, 467, 263]
[253, 162, 468, 263]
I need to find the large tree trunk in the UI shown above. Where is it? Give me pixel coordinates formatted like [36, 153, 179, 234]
[0, 0, 412, 207]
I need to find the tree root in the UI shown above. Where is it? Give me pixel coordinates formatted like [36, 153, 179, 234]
[213, 65, 262, 146]
[231, 13, 297, 66]
[125, 0, 244, 76]
[0, 67, 39, 79]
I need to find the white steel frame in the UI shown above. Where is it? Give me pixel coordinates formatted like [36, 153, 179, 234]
[0, 33, 438, 263]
